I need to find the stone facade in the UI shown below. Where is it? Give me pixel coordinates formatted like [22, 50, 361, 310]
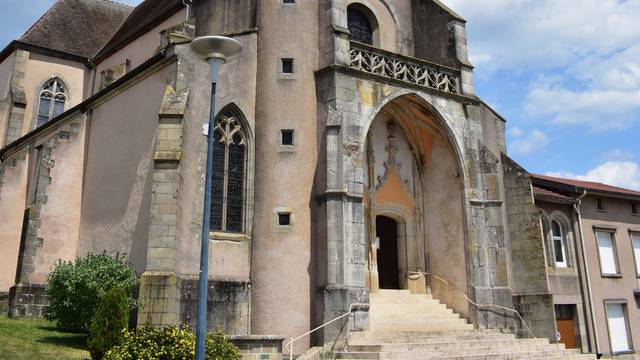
[0, 0, 610, 358]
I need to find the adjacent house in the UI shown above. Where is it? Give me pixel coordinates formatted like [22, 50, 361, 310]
[532, 174, 640, 357]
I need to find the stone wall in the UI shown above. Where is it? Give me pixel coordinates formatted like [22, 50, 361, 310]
[194, 0, 257, 36]
[501, 153, 556, 340]
[181, 279, 251, 335]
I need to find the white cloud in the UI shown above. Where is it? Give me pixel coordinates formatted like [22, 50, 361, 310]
[509, 129, 550, 155]
[442, 0, 640, 72]
[601, 149, 635, 162]
[524, 45, 640, 130]
[546, 161, 640, 190]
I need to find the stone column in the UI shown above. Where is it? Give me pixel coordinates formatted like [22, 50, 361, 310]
[138, 85, 189, 327]
[448, 21, 475, 96]
[3, 49, 29, 146]
[317, 69, 370, 349]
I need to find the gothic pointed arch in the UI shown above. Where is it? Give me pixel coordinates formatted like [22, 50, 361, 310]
[210, 104, 254, 236]
[36, 77, 68, 128]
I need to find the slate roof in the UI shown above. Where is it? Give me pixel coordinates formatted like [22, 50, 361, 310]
[94, 0, 184, 62]
[532, 174, 640, 199]
[19, 0, 133, 59]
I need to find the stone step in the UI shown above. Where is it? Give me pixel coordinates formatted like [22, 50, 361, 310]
[349, 330, 514, 344]
[370, 312, 461, 320]
[370, 296, 439, 305]
[347, 338, 553, 352]
[369, 303, 453, 313]
[333, 349, 592, 360]
[370, 319, 473, 332]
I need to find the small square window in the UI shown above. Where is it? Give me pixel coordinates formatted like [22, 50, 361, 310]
[278, 212, 291, 226]
[281, 129, 294, 146]
[282, 58, 294, 73]
[632, 203, 639, 215]
[596, 197, 607, 212]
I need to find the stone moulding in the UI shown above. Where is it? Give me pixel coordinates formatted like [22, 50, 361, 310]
[349, 41, 460, 94]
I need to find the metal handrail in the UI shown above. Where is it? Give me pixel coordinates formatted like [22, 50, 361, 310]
[285, 302, 370, 360]
[286, 273, 536, 359]
[408, 271, 537, 339]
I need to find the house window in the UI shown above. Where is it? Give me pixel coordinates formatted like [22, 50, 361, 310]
[597, 231, 619, 276]
[632, 233, 640, 276]
[347, 6, 374, 45]
[283, 0, 295, 3]
[210, 111, 247, 233]
[596, 197, 607, 212]
[632, 203, 639, 216]
[552, 220, 567, 268]
[37, 78, 66, 127]
[281, 58, 294, 73]
[605, 302, 632, 353]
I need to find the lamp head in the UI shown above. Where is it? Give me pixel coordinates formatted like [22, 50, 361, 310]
[190, 36, 242, 63]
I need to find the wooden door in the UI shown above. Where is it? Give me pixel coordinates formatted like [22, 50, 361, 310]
[557, 319, 577, 349]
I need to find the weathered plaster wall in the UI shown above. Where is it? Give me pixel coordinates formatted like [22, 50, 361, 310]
[411, 0, 459, 68]
[425, 136, 468, 318]
[79, 68, 170, 273]
[194, 0, 256, 36]
[0, 153, 28, 291]
[251, 0, 319, 352]
[30, 120, 85, 284]
[21, 53, 85, 134]
[0, 53, 15, 99]
[92, 10, 186, 94]
[580, 194, 640, 355]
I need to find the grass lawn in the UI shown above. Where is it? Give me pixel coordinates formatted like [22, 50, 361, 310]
[0, 314, 90, 360]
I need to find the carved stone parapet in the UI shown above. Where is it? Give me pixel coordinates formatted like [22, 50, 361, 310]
[349, 42, 460, 94]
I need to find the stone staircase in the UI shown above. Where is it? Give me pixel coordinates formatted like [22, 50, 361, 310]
[333, 290, 596, 360]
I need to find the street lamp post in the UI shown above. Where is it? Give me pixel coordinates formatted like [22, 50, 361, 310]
[190, 36, 242, 360]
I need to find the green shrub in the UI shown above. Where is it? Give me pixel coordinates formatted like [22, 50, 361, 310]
[104, 327, 241, 360]
[88, 287, 130, 360]
[205, 329, 241, 360]
[45, 252, 139, 332]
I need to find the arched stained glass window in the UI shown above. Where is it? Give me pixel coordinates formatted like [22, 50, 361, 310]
[37, 78, 66, 127]
[210, 111, 247, 233]
[348, 6, 374, 45]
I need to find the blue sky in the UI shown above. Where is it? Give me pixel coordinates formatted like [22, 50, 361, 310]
[1, 0, 639, 190]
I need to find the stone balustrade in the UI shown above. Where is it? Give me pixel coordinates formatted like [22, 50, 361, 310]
[349, 42, 461, 95]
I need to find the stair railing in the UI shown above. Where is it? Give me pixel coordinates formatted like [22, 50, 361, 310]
[408, 271, 537, 338]
[284, 302, 370, 360]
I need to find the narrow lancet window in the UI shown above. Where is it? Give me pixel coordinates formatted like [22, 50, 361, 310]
[210, 111, 247, 233]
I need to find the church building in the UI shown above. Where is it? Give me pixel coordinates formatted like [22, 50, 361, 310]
[0, 0, 608, 358]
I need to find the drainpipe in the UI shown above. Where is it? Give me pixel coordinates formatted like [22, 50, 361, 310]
[574, 189, 601, 357]
[182, 0, 193, 21]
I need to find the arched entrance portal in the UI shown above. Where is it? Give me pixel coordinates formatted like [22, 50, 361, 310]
[363, 94, 470, 318]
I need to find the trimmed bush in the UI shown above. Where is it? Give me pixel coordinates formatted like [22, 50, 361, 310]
[205, 329, 242, 360]
[104, 327, 241, 360]
[88, 287, 130, 360]
[45, 252, 139, 332]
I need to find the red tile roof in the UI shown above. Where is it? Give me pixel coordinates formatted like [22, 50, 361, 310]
[532, 174, 640, 198]
[532, 185, 575, 203]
